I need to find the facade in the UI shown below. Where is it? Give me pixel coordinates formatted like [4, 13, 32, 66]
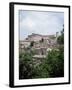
[26, 33, 56, 42]
[19, 33, 58, 55]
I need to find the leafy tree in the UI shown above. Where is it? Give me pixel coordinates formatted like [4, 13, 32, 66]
[30, 41, 34, 47]
[45, 49, 64, 77]
[57, 25, 64, 44]
[31, 60, 50, 78]
[40, 38, 44, 43]
[19, 52, 34, 79]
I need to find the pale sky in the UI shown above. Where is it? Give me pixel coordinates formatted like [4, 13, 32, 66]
[19, 10, 64, 40]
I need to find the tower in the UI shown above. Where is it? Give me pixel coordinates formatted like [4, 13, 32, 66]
[56, 32, 59, 39]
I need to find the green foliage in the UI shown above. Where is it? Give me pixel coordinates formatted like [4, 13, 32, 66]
[19, 47, 64, 79]
[31, 61, 50, 78]
[19, 52, 34, 79]
[19, 52, 50, 79]
[57, 35, 64, 44]
[57, 26, 64, 44]
[45, 49, 64, 77]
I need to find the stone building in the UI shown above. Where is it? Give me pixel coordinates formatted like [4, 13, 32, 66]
[19, 33, 58, 55]
[26, 33, 56, 42]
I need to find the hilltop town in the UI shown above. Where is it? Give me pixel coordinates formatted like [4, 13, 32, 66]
[19, 31, 64, 79]
[19, 32, 59, 60]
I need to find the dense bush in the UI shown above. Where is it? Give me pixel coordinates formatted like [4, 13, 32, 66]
[57, 26, 64, 44]
[19, 46, 64, 79]
[19, 52, 34, 79]
[45, 48, 64, 77]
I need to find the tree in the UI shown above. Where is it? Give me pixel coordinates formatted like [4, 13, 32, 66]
[45, 49, 64, 77]
[19, 52, 34, 79]
[57, 25, 64, 44]
[30, 41, 34, 47]
[40, 38, 44, 43]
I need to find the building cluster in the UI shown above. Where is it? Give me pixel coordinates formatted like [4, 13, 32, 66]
[19, 33, 59, 56]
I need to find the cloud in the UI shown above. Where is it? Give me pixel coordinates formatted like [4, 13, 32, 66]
[19, 11, 64, 40]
